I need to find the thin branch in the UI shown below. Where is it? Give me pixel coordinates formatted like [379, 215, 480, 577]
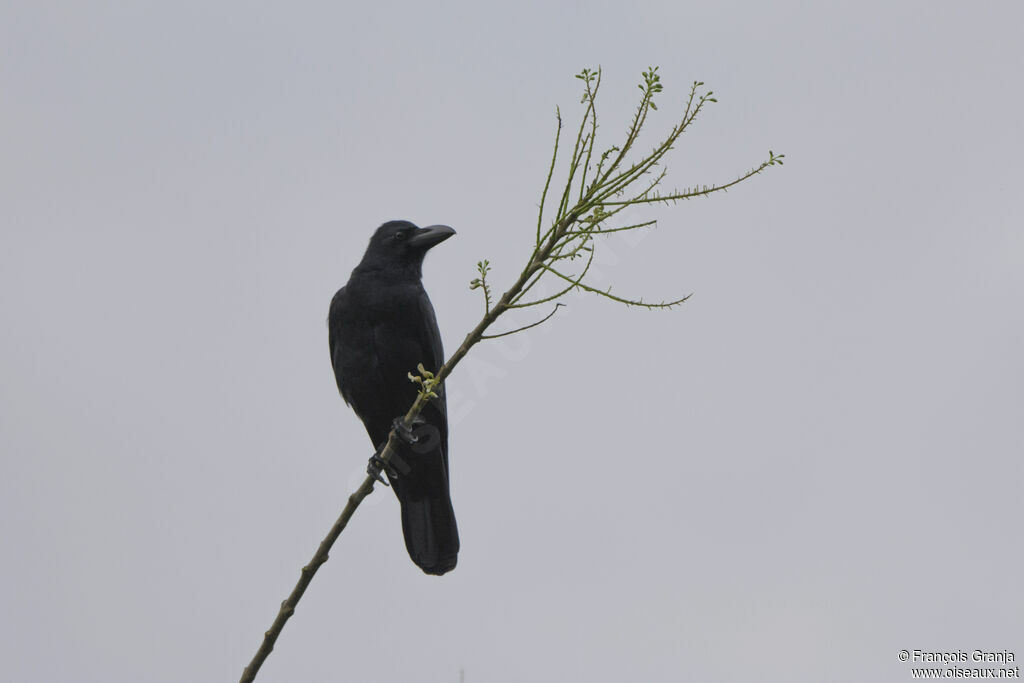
[240, 67, 783, 683]
[577, 68, 601, 202]
[480, 303, 564, 340]
[597, 68, 658, 186]
[550, 234, 593, 261]
[540, 262, 693, 309]
[469, 260, 493, 315]
[240, 476, 376, 683]
[237, 247, 548, 683]
[508, 267, 547, 306]
[594, 83, 709, 204]
[563, 219, 657, 237]
[602, 156, 780, 206]
[556, 77, 599, 219]
[509, 246, 597, 308]
[536, 109, 563, 249]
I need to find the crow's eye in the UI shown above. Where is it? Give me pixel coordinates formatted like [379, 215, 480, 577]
[393, 231, 408, 242]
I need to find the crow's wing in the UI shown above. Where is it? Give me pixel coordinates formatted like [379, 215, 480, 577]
[413, 285, 449, 471]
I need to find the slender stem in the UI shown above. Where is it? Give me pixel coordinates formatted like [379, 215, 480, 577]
[562, 219, 657, 237]
[602, 159, 775, 206]
[240, 68, 782, 683]
[239, 476, 376, 683]
[480, 303, 564, 340]
[239, 209, 579, 683]
[536, 110, 562, 249]
[577, 70, 601, 202]
[540, 261, 692, 309]
[593, 89, 706, 204]
[557, 94, 597, 219]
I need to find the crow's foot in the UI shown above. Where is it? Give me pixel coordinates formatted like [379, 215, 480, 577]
[366, 419, 419, 484]
[392, 416, 425, 446]
[366, 452, 393, 486]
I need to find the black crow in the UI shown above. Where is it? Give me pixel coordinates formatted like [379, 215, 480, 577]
[328, 220, 459, 575]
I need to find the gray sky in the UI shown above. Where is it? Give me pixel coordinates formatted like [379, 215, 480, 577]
[2, 2, 1022, 682]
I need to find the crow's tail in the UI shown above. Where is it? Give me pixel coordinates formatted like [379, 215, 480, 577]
[398, 490, 459, 575]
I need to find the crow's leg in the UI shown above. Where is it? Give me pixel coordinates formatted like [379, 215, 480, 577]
[366, 445, 396, 486]
[391, 416, 426, 448]
[365, 417, 424, 484]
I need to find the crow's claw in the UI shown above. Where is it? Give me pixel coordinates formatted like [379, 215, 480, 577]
[364, 418, 421, 485]
[392, 416, 425, 446]
[367, 453, 394, 486]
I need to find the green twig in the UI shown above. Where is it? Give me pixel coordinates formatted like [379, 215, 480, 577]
[240, 66, 783, 683]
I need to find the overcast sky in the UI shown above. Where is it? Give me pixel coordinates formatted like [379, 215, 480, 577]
[2, 2, 1022, 682]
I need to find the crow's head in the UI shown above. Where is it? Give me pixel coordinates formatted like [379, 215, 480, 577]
[356, 220, 456, 276]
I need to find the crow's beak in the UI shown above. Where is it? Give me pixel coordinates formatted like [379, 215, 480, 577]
[409, 224, 456, 250]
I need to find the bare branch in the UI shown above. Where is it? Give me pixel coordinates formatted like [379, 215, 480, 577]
[480, 303, 565, 340]
[602, 154, 782, 206]
[510, 246, 597, 308]
[540, 261, 693, 309]
[563, 219, 657, 237]
[577, 68, 601, 202]
[536, 109, 563, 248]
[240, 67, 782, 683]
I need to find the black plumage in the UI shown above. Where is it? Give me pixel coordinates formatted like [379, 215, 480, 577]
[328, 220, 459, 575]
